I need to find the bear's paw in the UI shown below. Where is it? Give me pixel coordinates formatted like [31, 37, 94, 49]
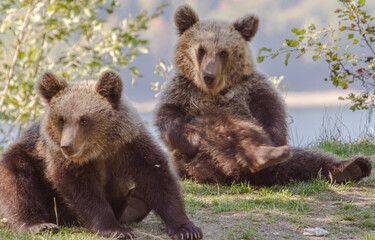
[333, 156, 372, 183]
[168, 222, 203, 240]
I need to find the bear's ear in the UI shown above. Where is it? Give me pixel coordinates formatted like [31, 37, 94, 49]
[95, 71, 123, 107]
[232, 14, 259, 41]
[37, 72, 67, 103]
[174, 4, 199, 36]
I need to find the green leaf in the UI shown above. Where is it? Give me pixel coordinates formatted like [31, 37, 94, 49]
[258, 47, 272, 53]
[285, 53, 290, 66]
[257, 56, 264, 63]
[358, 0, 366, 7]
[308, 24, 316, 31]
[312, 54, 320, 61]
[271, 53, 279, 59]
[0, 21, 10, 32]
[18, 52, 26, 58]
[297, 49, 306, 58]
[339, 26, 347, 31]
[348, 34, 354, 39]
[285, 39, 299, 47]
[291, 28, 300, 34]
[157, 3, 169, 10]
[353, 39, 359, 44]
[137, 47, 149, 54]
[46, 19, 58, 29]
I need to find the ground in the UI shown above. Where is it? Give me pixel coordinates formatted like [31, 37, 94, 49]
[0, 141, 374, 240]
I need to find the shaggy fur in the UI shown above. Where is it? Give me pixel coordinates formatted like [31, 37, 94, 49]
[0, 71, 202, 239]
[154, 4, 372, 186]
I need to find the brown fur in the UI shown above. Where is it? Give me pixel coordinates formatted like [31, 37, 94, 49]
[190, 115, 291, 174]
[154, 4, 372, 186]
[0, 71, 202, 239]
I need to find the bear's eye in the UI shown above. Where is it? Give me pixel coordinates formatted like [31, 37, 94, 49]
[58, 116, 64, 126]
[219, 50, 228, 58]
[79, 116, 90, 127]
[198, 47, 205, 57]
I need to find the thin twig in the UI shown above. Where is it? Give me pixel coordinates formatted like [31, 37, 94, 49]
[54, 197, 59, 226]
[137, 230, 166, 239]
[0, 112, 22, 144]
[350, 3, 375, 56]
[0, 5, 34, 107]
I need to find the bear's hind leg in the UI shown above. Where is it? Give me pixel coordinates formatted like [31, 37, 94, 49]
[119, 190, 151, 224]
[0, 151, 57, 234]
[244, 148, 372, 185]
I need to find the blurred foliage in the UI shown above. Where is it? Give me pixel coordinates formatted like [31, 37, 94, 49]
[151, 59, 173, 97]
[269, 75, 286, 90]
[0, 0, 167, 148]
[258, 0, 375, 111]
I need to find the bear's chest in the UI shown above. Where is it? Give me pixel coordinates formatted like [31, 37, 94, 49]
[188, 89, 250, 118]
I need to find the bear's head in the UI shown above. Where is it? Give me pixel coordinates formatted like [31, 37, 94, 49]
[174, 5, 259, 95]
[37, 71, 136, 164]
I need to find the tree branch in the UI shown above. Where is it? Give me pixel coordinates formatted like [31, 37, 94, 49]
[0, 5, 34, 108]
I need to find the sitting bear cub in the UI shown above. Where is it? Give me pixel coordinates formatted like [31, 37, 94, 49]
[155, 5, 372, 185]
[0, 71, 202, 240]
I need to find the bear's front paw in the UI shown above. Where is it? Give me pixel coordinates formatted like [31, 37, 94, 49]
[24, 223, 59, 234]
[168, 223, 203, 240]
[99, 227, 136, 239]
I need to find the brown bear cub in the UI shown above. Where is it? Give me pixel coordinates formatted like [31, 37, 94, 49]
[154, 5, 372, 185]
[0, 71, 202, 239]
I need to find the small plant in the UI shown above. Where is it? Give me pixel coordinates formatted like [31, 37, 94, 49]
[258, 0, 375, 111]
[269, 75, 286, 90]
[151, 59, 173, 97]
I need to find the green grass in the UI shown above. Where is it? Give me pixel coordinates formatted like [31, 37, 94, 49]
[366, 232, 375, 240]
[314, 140, 375, 158]
[0, 226, 101, 240]
[226, 223, 259, 239]
[0, 140, 374, 239]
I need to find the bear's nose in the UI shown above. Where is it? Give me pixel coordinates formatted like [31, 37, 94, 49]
[203, 73, 215, 88]
[60, 143, 74, 156]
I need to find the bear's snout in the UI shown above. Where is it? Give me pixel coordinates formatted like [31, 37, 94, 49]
[201, 56, 219, 89]
[203, 73, 215, 88]
[60, 143, 74, 156]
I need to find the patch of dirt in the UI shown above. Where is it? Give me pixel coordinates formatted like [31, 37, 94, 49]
[139, 186, 375, 240]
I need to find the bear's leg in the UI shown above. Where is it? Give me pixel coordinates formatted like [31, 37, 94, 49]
[119, 190, 151, 224]
[248, 145, 291, 172]
[129, 135, 203, 240]
[0, 150, 58, 234]
[183, 151, 239, 184]
[244, 147, 372, 186]
[49, 170, 137, 239]
[332, 155, 372, 183]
